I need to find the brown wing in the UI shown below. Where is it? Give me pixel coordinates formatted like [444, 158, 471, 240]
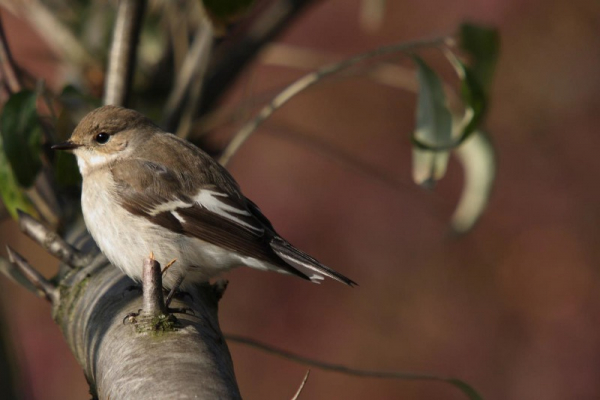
[111, 158, 310, 280]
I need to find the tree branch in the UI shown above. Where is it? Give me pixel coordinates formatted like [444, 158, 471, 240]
[218, 36, 448, 166]
[103, 0, 146, 106]
[198, 0, 317, 117]
[0, 215, 242, 399]
[226, 334, 482, 400]
[5, 245, 57, 303]
[0, 13, 21, 93]
[162, 19, 214, 136]
[17, 210, 88, 268]
[290, 370, 310, 400]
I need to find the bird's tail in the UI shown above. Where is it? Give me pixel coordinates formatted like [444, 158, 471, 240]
[270, 237, 357, 286]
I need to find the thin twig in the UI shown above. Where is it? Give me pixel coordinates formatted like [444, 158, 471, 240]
[6, 0, 97, 68]
[263, 122, 415, 193]
[17, 210, 87, 268]
[5, 245, 58, 303]
[290, 370, 310, 400]
[0, 13, 21, 93]
[0, 255, 39, 294]
[193, 42, 465, 137]
[218, 35, 448, 166]
[104, 0, 146, 106]
[226, 334, 482, 400]
[162, 19, 214, 136]
[24, 185, 59, 228]
[199, 0, 317, 117]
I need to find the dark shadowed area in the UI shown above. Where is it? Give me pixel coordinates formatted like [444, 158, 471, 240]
[1, 0, 600, 399]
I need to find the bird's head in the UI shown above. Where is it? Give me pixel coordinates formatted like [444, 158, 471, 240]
[52, 105, 160, 175]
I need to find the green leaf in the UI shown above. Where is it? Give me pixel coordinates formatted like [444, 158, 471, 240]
[0, 90, 43, 188]
[413, 56, 453, 147]
[411, 56, 453, 185]
[0, 135, 38, 219]
[459, 23, 500, 93]
[451, 130, 495, 233]
[443, 51, 487, 143]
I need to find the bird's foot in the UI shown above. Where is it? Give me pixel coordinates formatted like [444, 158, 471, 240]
[164, 275, 188, 308]
[122, 309, 142, 324]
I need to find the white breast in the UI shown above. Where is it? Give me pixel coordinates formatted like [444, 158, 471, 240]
[80, 169, 252, 289]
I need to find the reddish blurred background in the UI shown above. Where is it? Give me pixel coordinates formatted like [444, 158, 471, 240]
[2, 0, 600, 399]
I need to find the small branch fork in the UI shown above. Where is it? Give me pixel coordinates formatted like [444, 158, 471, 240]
[5, 245, 57, 303]
[0, 210, 88, 304]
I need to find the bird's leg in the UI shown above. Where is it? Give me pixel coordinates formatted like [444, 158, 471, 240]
[164, 275, 183, 308]
[165, 275, 194, 315]
[162, 259, 192, 303]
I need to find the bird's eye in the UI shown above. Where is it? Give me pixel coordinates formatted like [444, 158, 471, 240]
[95, 132, 110, 144]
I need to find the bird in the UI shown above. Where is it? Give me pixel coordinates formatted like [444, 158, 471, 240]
[52, 105, 356, 290]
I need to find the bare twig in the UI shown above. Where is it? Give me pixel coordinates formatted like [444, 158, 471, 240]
[225, 334, 482, 400]
[3, 0, 98, 69]
[199, 0, 317, 116]
[141, 253, 166, 316]
[104, 0, 146, 106]
[262, 122, 415, 193]
[5, 245, 57, 303]
[17, 210, 87, 268]
[290, 370, 310, 400]
[0, 255, 39, 294]
[0, 14, 21, 93]
[24, 177, 60, 228]
[163, 19, 214, 136]
[218, 36, 448, 166]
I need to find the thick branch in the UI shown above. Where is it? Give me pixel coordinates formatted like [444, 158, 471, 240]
[1, 216, 241, 399]
[55, 249, 241, 399]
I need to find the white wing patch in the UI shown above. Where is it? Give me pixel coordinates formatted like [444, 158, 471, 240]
[149, 199, 191, 216]
[148, 189, 262, 232]
[194, 190, 262, 232]
[171, 211, 186, 223]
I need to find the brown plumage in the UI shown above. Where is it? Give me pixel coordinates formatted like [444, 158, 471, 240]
[53, 105, 356, 288]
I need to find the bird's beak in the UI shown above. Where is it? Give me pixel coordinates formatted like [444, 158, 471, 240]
[51, 140, 81, 151]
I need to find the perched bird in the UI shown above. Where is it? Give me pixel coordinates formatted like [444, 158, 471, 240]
[52, 105, 355, 290]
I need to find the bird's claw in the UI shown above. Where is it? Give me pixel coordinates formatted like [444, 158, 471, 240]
[123, 309, 142, 324]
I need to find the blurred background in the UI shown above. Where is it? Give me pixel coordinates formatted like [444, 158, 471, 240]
[1, 0, 600, 399]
